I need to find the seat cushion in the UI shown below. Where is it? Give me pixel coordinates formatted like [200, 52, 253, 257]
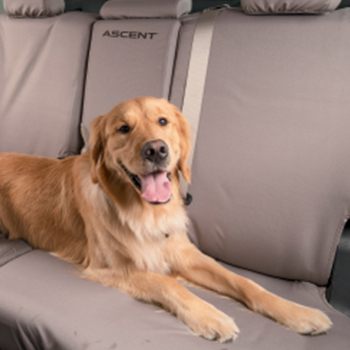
[0, 234, 32, 267]
[0, 249, 349, 349]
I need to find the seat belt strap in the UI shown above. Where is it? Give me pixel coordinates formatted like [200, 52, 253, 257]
[180, 8, 223, 200]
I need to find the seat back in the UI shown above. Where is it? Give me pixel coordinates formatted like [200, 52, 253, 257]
[171, 3, 350, 285]
[81, 0, 191, 130]
[0, 0, 96, 158]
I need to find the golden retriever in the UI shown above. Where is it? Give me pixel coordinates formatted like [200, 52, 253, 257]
[0, 97, 331, 342]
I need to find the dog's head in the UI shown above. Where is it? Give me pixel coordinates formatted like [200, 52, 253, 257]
[89, 97, 191, 205]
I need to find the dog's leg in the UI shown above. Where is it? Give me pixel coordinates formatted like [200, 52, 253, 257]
[167, 236, 332, 335]
[82, 267, 239, 342]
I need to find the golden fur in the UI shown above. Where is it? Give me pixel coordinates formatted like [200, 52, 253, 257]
[0, 97, 331, 342]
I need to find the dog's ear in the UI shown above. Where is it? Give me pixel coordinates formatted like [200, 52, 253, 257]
[174, 106, 191, 184]
[89, 115, 106, 184]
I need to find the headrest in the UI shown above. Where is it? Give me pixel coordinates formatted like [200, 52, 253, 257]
[100, 0, 192, 19]
[241, 0, 341, 15]
[3, 0, 65, 17]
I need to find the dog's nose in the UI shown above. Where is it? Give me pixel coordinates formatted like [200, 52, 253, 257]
[141, 140, 169, 164]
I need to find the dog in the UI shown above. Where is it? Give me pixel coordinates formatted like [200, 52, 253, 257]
[0, 97, 332, 342]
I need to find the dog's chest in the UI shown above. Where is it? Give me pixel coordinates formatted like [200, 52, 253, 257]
[124, 211, 187, 274]
[84, 179, 187, 275]
[128, 233, 171, 275]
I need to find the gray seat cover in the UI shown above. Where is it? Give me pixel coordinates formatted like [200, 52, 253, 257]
[0, 12, 96, 158]
[0, 250, 349, 350]
[171, 8, 350, 285]
[82, 17, 181, 130]
[0, 234, 32, 267]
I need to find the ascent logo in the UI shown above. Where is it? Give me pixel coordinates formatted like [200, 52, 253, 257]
[103, 30, 158, 40]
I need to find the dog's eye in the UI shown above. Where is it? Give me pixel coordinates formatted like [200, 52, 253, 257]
[118, 125, 130, 134]
[159, 118, 168, 127]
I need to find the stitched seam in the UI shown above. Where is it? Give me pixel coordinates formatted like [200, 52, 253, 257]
[0, 245, 33, 268]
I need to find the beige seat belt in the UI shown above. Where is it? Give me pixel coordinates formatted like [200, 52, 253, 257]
[180, 8, 224, 203]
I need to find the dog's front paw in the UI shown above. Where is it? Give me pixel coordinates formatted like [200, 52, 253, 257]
[281, 304, 332, 335]
[182, 302, 240, 342]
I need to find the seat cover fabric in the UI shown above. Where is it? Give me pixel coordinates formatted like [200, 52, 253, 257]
[3, 0, 65, 17]
[241, 0, 341, 14]
[100, 0, 192, 19]
[0, 250, 349, 350]
[0, 12, 96, 158]
[171, 8, 350, 285]
[82, 18, 180, 132]
[0, 234, 32, 267]
[1, 3, 350, 350]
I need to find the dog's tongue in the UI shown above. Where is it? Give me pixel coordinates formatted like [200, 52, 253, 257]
[140, 171, 171, 203]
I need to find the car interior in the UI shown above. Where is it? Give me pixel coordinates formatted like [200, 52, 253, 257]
[0, 0, 350, 349]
